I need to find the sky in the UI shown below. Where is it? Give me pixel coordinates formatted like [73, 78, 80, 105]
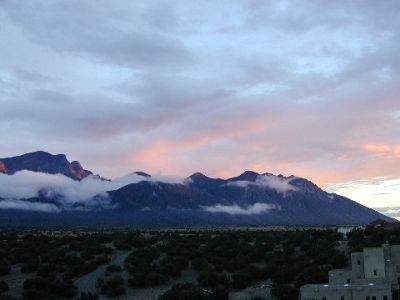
[0, 1, 399, 215]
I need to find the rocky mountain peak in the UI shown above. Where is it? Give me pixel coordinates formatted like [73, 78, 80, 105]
[231, 170, 260, 181]
[0, 151, 94, 181]
[189, 172, 209, 180]
[0, 160, 7, 173]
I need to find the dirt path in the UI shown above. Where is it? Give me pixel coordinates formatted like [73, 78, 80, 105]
[75, 250, 130, 294]
[1, 264, 34, 297]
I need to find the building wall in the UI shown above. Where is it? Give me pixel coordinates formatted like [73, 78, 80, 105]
[388, 245, 400, 290]
[351, 285, 392, 300]
[301, 285, 392, 300]
[329, 269, 352, 284]
[364, 248, 386, 279]
[390, 246, 400, 267]
[301, 286, 352, 300]
[351, 252, 365, 280]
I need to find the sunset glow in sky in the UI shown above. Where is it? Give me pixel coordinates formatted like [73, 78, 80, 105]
[0, 1, 399, 217]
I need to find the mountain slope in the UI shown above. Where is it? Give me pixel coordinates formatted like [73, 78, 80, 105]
[105, 171, 394, 226]
[0, 151, 94, 181]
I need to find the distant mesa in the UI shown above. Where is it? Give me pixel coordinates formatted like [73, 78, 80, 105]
[0, 150, 101, 181]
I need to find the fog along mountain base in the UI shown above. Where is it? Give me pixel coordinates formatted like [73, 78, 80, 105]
[0, 151, 396, 227]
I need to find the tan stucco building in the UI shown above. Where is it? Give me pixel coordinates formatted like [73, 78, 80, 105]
[301, 244, 400, 300]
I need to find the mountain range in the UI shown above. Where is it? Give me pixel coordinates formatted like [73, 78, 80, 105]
[0, 151, 396, 227]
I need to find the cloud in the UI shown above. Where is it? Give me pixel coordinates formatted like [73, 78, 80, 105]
[0, 199, 60, 213]
[327, 176, 400, 208]
[0, 171, 189, 211]
[226, 174, 298, 194]
[373, 207, 400, 220]
[1, 1, 191, 71]
[364, 144, 400, 157]
[0, 171, 128, 203]
[201, 203, 278, 215]
[114, 172, 191, 186]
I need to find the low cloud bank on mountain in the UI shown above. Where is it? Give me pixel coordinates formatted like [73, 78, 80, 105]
[114, 173, 191, 186]
[227, 174, 298, 194]
[0, 199, 61, 213]
[201, 203, 278, 215]
[0, 171, 189, 211]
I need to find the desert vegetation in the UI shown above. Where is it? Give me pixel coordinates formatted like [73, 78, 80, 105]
[0, 226, 398, 299]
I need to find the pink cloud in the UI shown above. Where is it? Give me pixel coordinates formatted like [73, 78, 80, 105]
[364, 144, 400, 156]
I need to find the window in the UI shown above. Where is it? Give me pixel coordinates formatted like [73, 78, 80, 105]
[322, 297, 326, 300]
[371, 297, 376, 300]
[373, 269, 377, 276]
[357, 260, 361, 265]
[366, 297, 370, 300]
[384, 296, 388, 300]
[341, 297, 344, 300]
[398, 277, 400, 284]
[346, 279, 350, 283]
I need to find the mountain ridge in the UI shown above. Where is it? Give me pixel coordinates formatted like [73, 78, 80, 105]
[0, 151, 104, 181]
[0, 151, 397, 226]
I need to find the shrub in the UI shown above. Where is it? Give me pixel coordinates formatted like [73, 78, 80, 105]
[212, 285, 229, 300]
[231, 271, 252, 290]
[0, 281, 9, 293]
[128, 271, 167, 288]
[158, 283, 212, 300]
[21, 256, 40, 273]
[98, 275, 125, 297]
[197, 270, 229, 288]
[0, 295, 23, 300]
[48, 279, 77, 298]
[23, 278, 47, 290]
[23, 277, 76, 299]
[270, 284, 298, 300]
[191, 257, 208, 271]
[0, 261, 10, 276]
[77, 292, 99, 300]
[106, 264, 121, 273]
